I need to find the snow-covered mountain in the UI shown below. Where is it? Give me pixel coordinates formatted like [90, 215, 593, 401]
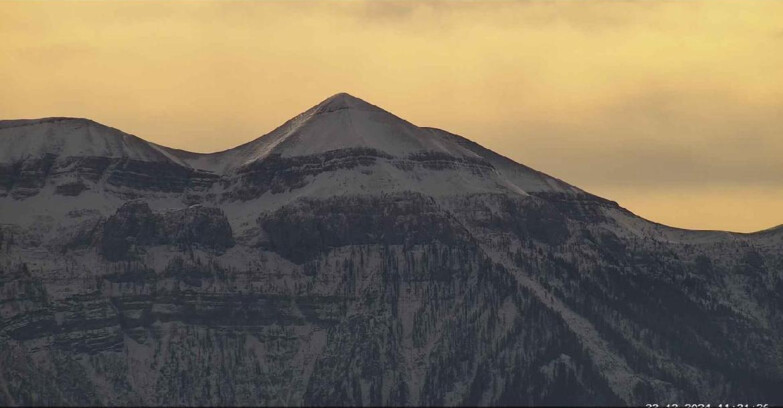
[0, 118, 183, 165]
[162, 93, 580, 198]
[1, 93, 781, 406]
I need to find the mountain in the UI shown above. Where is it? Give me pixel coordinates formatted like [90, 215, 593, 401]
[0, 93, 781, 406]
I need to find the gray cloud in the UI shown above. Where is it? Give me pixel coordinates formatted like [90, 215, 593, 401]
[497, 88, 783, 190]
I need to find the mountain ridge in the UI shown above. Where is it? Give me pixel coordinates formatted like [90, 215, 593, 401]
[1, 93, 782, 406]
[0, 92, 777, 234]
[0, 93, 585, 225]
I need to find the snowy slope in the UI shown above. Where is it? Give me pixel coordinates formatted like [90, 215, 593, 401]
[0, 118, 208, 225]
[0, 95, 583, 198]
[157, 93, 580, 200]
[427, 127, 583, 194]
[264, 93, 481, 159]
[164, 93, 485, 174]
[0, 118, 188, 166]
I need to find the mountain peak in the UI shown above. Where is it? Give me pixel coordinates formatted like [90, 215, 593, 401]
[214, 91, 489, 166]
[0, 93, 581, 198]
[313, 92, 381, 114]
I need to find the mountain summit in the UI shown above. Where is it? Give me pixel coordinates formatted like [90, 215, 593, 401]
[0, 93, 579, 207]
[313, 92, 384, 113]
[168, 92, 494, 174]
[167, 92, 471, 171]
[1, 94, 781, 406]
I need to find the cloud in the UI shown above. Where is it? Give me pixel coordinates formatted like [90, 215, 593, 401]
[501, 87, 783, 189]
[359, 1, 418, 22]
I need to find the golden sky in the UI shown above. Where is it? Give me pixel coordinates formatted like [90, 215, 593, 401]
[1, 1, 782, 232]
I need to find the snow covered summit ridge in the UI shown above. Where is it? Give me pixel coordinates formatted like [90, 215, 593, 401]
[0, 116, 186, 166]
[313, 92, 385, 114]
[0, 93, 580, 194]
[0, 93, 468, 169]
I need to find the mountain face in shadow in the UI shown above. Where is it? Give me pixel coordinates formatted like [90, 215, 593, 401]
[0, 93, 781, 406]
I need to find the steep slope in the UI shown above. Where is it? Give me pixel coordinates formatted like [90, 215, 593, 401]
[161, 93, 579, 201]
[0, 118, 217, 224]
[0, 118, 184, 165]
[0, 94, 781, 406]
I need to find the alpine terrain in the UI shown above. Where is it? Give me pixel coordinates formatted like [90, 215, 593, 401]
[0, 93, 781, 406]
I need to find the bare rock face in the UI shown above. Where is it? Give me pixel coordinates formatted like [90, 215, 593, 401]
[257, 192, 473, 264]
[100, 201, 162, 260]
[99, 201, 234, 261]
[0, 94, 782, 406]
[161, 205, 235, 251]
